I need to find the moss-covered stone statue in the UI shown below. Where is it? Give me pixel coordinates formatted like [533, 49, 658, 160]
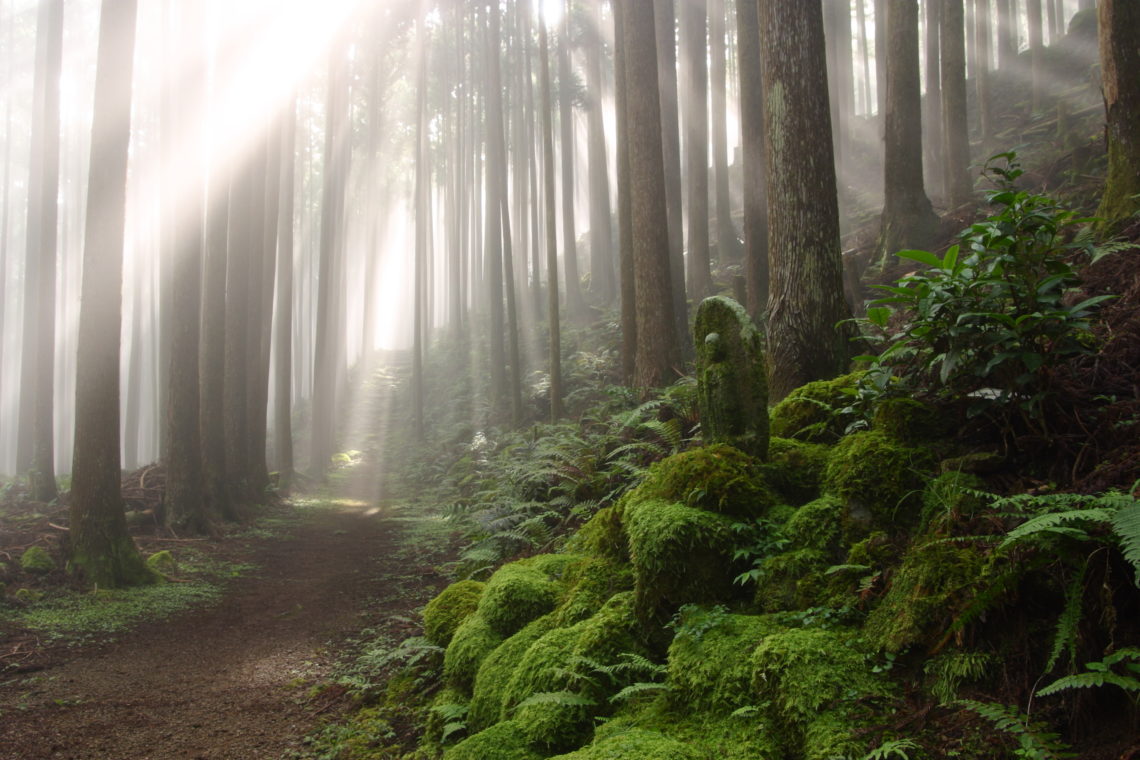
[694, 296, 769, 459]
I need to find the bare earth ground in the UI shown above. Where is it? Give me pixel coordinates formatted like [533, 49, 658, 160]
[0, 491, 450, 759]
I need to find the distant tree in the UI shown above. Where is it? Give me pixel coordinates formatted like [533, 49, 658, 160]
[758, 0, 855, 400]
[879, 0, 939, 259]
[1027, 0, 1043, 111]
[273, 97, 297, 490]
[924, 0, 943, 188]
[539, 17, 565, 418]
[21, 0, 63, 502]
[973, 0, 993, 145]
[583, 0, 614, 305]
[941, 0, 973, 207]
[557, 1, 588, 321]
[412, 5, 428, 439]
[615, 0, 636, 384]
[996, 0, 1016, 70]
[709, 0, 738, 261]
[619, 0, 680, 390]
[200, 143, 231, 521]
[69, 0, 152, 587]
[737, 0, 770, 317]
[680, 0, 712, 299]
[1096, 0, 1140, 226]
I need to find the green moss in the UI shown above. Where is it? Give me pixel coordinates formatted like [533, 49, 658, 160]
[553, 556, 633, 626]
[801, 711, 868, 760]
[822, 431, 934, 526]
[864, 540, 986, 652]
[20, 545, 55, 574]
[668, 612, 785, 712]
[550, 728, 700, 759]
[919, 471, 988, 531]
[442, 720, 544, 760]
[753, 548, 830, 612]
[145, 550, 177, 578]
[596, 701, 782, 760]
[570, 506, 629, 564]
[625, 498, 739, 619]
[760, 437, 831, 505]
[871, 397, 941, 444]
[524, 553, 580, 580]
[468, 615, 558, 732]
[477, 562, 560, 637]
[423, 686, 470, 748]
[425, 580, 486, 647]
[769, 372, 863, 443]
[783, 496, 856, 556]
[628, 444, 778, 519]
[444, 614, 505, 690]
[749, 627, 893, 724]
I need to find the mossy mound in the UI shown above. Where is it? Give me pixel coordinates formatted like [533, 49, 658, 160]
[145, 550, 178, 578]
[783, 495, 863, 557]
[596, 702, 781, 759]
[443, 614, 504, 690]
[668, 611, 784, 713]
[550, 728, 700, 759]
[468, 615, 558, 732]
[569, 506, 628, 564]
[442, 719, 543, 760]
[753, 548, 830, 612]
[425, 580, 486, 647]
[822, 431, 934, 526]
[423, 686, 470, 748]
[628, 444, 778, 519]
[477, 561, 560, 637]
[552, 556, 633, 626]
[871, 397, 941, 444]
[769, 372, 863, 443]
[919, 471, 988, 531]
[864, 540, 986, 652]
[760, 437, 831, 505]
[20, 545, 55, 575]
[625, 498, 740, 618]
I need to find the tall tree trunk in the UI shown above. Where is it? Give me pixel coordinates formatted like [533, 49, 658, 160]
[996, 0, 1016, 70]
[876, 0, 889, 127]
[655, 0, 689, 355]
[709, 0, 738, 261]
[924, 0, 943, 192]
[412, 6, 428, 440]
[1096, 0, 1140, 226]
[759, 0, 855, 400]
[584, 0, 614, 305]
[879, 0, 939, 259]
[247, 125, 279, 498]
[164, 0, 207, 532]
[974, 0, 993, 145]
[539, 20, 564, 418]
[619, 0, 679, 390]
[941, 0, 973, 206]
[273, 98, 296, 490]
[738, 0, 770, 318]
[616, 0, 637, 385]
[558, 3, 588, 321]
[201, 162, 231, 520]
[484, 2, 508, 419]
[681, 0, 712, 299]
[0, 0, 13, 438]
[1027, 0, 1043, 111]
[24, 0, 63, 502]
[69, 0, 151, 588]
[857, 0, 875, 116]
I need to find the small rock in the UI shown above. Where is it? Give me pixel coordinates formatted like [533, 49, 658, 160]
[20, 545, 55, 575]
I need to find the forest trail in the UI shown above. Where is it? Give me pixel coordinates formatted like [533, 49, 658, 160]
[0, 485, 450, 759]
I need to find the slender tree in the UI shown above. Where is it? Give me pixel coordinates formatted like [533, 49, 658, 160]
[618, 0, 679, 390]
[201, 148, 231, 521]
[758, 0, 855, 400]
[974, 0, 993, 146]
[1096, 0, 1140, 226]
[924, 0, 943, 188]
[709, 0, 738, 261]
[273, 98, 297, 489]
[539, 17, 564, 418]
[879, 0, 939, 259]
[616, 0, 637, 384]
[583, 0, 613, 305]
[941, 0, 973, 206]
[557, 2, 588, 321]
[69, 0, 152, 587]
[681, 0, 712, 299]
[412, 5, 429, 439]
[737, 0, 770, 317]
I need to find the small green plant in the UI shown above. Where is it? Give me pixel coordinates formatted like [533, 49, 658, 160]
[730, 517, 789, 586]
[957, 699, 1075, 759]
[852, 152, 1131, 431]
[1036, 648, 1140, 698]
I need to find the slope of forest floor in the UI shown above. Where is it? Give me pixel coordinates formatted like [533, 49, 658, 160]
[0, 471, 455, 759]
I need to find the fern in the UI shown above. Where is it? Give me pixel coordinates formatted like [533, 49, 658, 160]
[999, 508, 1116, 549]
[1111, 501, 1140, 586]
[1045, 563, 1087, 673]
[861, 739, 920, 760]
[608, 681, 668, 704]
[925, 652, 995, 704]
[957, 700, 1076, 760]
[513, 690, 597, 711]
[1037, 648, 1140, 697]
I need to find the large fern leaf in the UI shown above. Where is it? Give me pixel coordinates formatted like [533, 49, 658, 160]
[1035, 670, 1140, 697]
[1110, 501, 1140, 586]
[999, 508, 1116, 549]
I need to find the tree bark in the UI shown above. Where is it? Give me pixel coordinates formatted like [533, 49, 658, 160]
[941, 0, 973, 206]
[616, 0, 637, 385]
[681, 0, 712, 300]
[584, 0, 614, 305]
[737, 0, 770, 318]
[974, 0, 993, 145]
[1096, 0, 1140, 226]
[273, 98, 296, 490]
[558, 3, 588, 321]
[709, 0, 738, 261]
[759, 0, 855, 400]
[924, 0, 943, 192]
[540, 19, 565, 418]
[69, 0, 151, 588]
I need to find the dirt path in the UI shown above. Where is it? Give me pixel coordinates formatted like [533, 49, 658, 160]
[0, 494, 449, 759]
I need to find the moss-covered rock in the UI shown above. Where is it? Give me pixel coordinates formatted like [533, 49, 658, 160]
[760, 437, 831, 506]
[596, 701, 782, 759]
[569, 506, 628, 564]
[20, 545, 55, 574]
[625, 498, 739, 619]
[525, 553, 580, 580]
[444, 614, 505, 690]
[783, 495, 861, 557]
[919, 471, 988, 531]
[871, 397, 941, 444]
[822, 431, 934, 526]
[442, 720, 544, 760]
[477, 561, 560, 637]
[628, 444, 778, 519]
[469, 615, 558, 732]
[753, 548, 830, 612]
[769, 372, 863, 443]
[668, 611, 784, 712]
[553, 556, 633, 626]
[694, 295, 769, 459]
[425, 580, 486, 648]
[423, 686, 471, 748]
[145, 550, 178, 578]
[550, 728, 701, 759]
[864, 540, 986, 652]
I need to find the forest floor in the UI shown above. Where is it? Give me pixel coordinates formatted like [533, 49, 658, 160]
[0, 466, 455, 759]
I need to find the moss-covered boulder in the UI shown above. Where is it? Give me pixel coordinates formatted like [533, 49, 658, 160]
[864, 540, 986, 652]
[919, 471, 988, 531]
[596, 701, 782, 759]
[760, 437, 831, 506]
[425, 580, 486, 647]
[442, 720, 544, 760]
[625, 498, 739, 619]
[783, 495, 863, 557]
[871, 397, 941, 444]
[694, 296, 769, 459]
[628, 444, 778, 519]
[552, 556, 633, 626]
[822, 431, 934, 526]
[753, 548, 830, 612]
[443, 614, 504, 690]
[477, 561, 560, 637]
[469, 615, 558, 732]
[668, 611, 784, 712]
[145, 550, 178, 578]
[569, 506, 628, 564]
[550, 728, 700, 759]
[769, 372, 863, 443]
[20, 545, 55, 575]
[423, 686, 471, 748]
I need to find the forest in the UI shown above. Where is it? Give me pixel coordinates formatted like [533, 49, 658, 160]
[1, 0, 1139, 757]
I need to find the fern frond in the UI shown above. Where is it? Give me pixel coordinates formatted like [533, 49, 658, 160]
[999, 508, 1116, 549]
[1035, 671, 1140, 697]
[1046, 563, 1087, 673]
[957, 700, 1076, 760]
[513, 691, 597, 711]
[1110, 501, 1140, 586]
[609, 681, 668, 704]
[862, 739, 920, 760]
[440, 721, 467, 744]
